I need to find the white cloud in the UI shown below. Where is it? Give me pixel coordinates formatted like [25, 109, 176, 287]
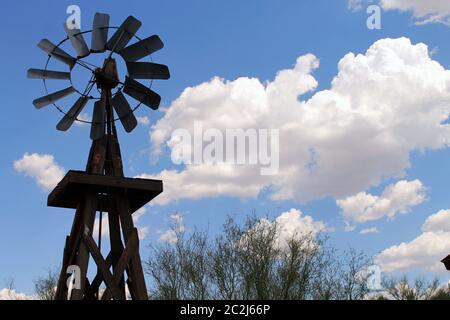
[157, 209, 326, 248]
[376, 209, 450, 272]
[381, 0, 450, 25]
[348, 0, 450, 25]
[158, 229, 177, 244]
[13, 153, 65, 191]
[145, 37, 450, 205]
[158, 213, 185, 244]
[134, 207, 150, 239]
[347, 0, 364, 11]
[137, 116, 150, 126]
[93, 213, 109, 239]
[137, 165, 268, 205]
[422, 209, 450, 232]
[239, 208, 327, 253]
[74, 112, 91, 126]
[271, 208, 327, 251]
[360, 227, 379, 234]
[0, 288, 34, 300]
[337, 180, 427, 223]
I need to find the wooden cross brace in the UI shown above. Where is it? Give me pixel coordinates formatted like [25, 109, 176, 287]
[82, 225, 139, 300]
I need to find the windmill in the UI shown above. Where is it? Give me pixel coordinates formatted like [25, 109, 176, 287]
[27, 12, 170, 300]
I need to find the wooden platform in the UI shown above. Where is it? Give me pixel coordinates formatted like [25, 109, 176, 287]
[48, 170, 162, 214]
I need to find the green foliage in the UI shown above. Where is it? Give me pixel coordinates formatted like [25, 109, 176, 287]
[145, 214, 372, 300]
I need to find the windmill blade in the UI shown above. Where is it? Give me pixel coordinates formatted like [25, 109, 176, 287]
[112, 91, 138, 133]
[119, 35, 164, 62]
[64, 24, 90, 58]
[126, 62, 170, 80]
[106, 16, 141, 52]
[37, 39, 76, 69]
[32, 86, 76, 109]
[27, 68, 71, 80]
[56, 96, 89, 131]
[90, 98, 106, 140]
[123, 77, 161, 110]
[91, 12, 110, 53]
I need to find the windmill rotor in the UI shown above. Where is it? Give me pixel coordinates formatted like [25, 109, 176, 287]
[28, 12, 170, 140]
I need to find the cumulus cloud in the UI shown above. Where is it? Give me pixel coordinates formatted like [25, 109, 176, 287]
[157, 209, 325, 249]
[239, 208, 327, 253]
[380, 0, 450, 25]
[337, 180, 427, 223]
[270, 208, 327, 251]
[137, 116, 150, 126]
[145, 38, 450, 205]
[360, 227, 379, 234]
[422, 209, 450, 232]
[376, 209, 450, 272]
[158, 213, 185, 244]
[0, 288, 33, 300]
[13, 153, 65, 191]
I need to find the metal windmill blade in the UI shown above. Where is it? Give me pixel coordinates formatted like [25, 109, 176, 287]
[37, 39, 77, 69]
[106, 16, 141, 52]
[90, 98, 106, 140]
[112, 91, 138, 133]
[64, 24, 90, 58]
[32, 86, 76, 109]
[27, 68, 71, 80]
[126, 62, 170, 80]
[123, 77, 161, 110]
[119, 35, 164, 62]
[91, 13, 110, 53]
[29, 12, 170, 140]
[56, 96, 89, 131]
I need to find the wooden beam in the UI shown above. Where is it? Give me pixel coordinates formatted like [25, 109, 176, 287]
[116, 195, 148, 300]
[55, 236, 70, 300]
[101, 228, 139, 300]
[83, 227, 125, 300]
[90, 253, 112, 295]
[84, 278, 96, 300]
[86, 135, 107, 174]
[70, 194, 98, 300]
[107, 205, 126, 297]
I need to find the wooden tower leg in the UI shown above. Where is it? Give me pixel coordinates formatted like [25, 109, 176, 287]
[54, 85, 149, 300]
[55, 136, 107, 300]
[70, 194, 98, 300]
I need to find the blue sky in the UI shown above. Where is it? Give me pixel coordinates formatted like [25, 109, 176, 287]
[1, 0, 450, 295]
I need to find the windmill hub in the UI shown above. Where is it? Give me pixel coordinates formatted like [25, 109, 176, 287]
[94, 58, 120, 89]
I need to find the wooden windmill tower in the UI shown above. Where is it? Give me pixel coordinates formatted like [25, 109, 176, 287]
[27, 13, 170, 300]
